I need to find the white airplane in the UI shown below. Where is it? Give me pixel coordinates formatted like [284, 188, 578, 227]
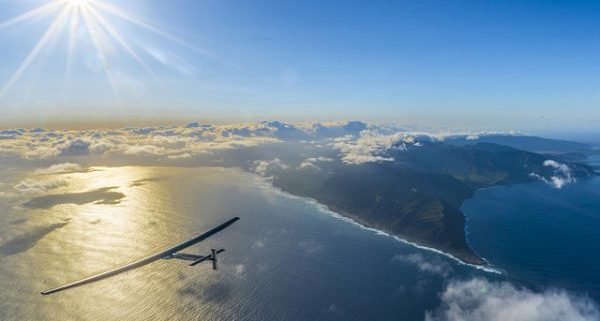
[41, 217, 240, 295]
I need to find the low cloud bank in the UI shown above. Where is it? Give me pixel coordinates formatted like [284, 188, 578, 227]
[0, 121, 519, 165]
[426, 278, 599, 321]
[0, 121, 373, 162]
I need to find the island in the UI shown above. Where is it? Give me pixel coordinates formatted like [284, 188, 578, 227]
[259, 141, 596, 265]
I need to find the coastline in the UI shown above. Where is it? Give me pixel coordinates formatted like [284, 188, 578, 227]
[250, 174, 502, 274]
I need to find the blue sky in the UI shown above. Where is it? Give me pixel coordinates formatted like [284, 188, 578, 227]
[0, 0, 599, 132]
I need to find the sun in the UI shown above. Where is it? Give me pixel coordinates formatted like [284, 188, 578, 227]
[0, 0, 217, 100]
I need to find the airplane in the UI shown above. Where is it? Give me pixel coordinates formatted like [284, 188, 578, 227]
[41, 217, 240, 295]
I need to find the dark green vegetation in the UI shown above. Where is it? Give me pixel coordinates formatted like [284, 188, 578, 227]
[267, 142, 595, 265]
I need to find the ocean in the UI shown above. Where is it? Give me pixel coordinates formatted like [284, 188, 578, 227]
[462, 155, 600, 302]
[0, 166, 493, 320]
[0, 160, 598, 320]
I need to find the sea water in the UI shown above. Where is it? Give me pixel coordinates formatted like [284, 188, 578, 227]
[463, 155, 600, 301]
[0, 166, 491, 321]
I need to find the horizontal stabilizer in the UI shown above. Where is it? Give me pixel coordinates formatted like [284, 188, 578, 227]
[189, 255, 212, 266]
[190, 249, 225, 267]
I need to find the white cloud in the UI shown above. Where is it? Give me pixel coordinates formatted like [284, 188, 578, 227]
[298, 161, 322, 171]
[531, 160, 575, 189]
[14, 178, 68, 194]
[0, 122, 547, 172]
[466, 134, 480, 140]
[33, 163, 84, 175]
[124, 145, 167, 156]
[392, 253, 452, 277]
[253, 158, 289, 176]
[0, 122, 289, 161]
[298, 156, 332, 171]
[426, 278, 599, 321]
[167, 153, 192, 160]
[440, 131, 522, 142]
[332, 130, 422, 164]
[306, 157, 334, 162]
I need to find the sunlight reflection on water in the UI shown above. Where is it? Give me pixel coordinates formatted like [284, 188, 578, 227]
[1, 167, 244, 320]
[0, 166, 482, 320]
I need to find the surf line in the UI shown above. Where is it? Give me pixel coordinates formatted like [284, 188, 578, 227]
[252, 176, 502, 275]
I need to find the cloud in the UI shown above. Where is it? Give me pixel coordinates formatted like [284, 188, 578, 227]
[14, 178, 68, 194]
[298, 161, 322, 171]
[253, 158, 289, 176]
[440, 131, 522, 142]
[167, 153, 192, 160]
[392, 253, 452, 277]
[332, 130, 424, 164]
[33, 162, 85, 175]
[426, 278, 599, 321]
[531, 160, 575, 189]
[0, 129, 23, 140]
[0, 121, 536, 171]
[58, 138, 91, 156]
[297, 156, 333, 171]
[543, 160, 575, 188]
[124, 144, 167, 156]
[0, 122, 287, 161]
[0, 121, 370, 163]
[0, 190, 16, 198]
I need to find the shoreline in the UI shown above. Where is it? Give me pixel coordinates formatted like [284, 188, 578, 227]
[251, 175, 502, 275]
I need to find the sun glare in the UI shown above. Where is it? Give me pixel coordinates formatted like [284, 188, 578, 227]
[63, 0, 89, 7]
[0, 0, 209, 100]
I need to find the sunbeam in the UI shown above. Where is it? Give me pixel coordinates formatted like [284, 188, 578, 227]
[79, 3, 121, 102]
[0, 6, 71, 98]
[86, 5, 168, 92]
[66, 4, 81, 78]
[87, 0, 226, 63]
[0, 1, 62, 31]
[0, 0, 222, 101]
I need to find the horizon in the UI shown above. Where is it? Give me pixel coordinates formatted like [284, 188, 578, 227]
[1, 117, 599, 144]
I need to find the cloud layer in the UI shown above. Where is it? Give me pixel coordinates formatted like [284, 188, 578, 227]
[0, 121, 372, 163]
[0, 121, 530, 168]
[426, 278, 599, 321]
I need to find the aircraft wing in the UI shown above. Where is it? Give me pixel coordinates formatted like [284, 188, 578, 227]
[41, 216, 240, 295]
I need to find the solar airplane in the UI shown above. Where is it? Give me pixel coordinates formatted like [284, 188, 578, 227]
[41, 217, 240, 295]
